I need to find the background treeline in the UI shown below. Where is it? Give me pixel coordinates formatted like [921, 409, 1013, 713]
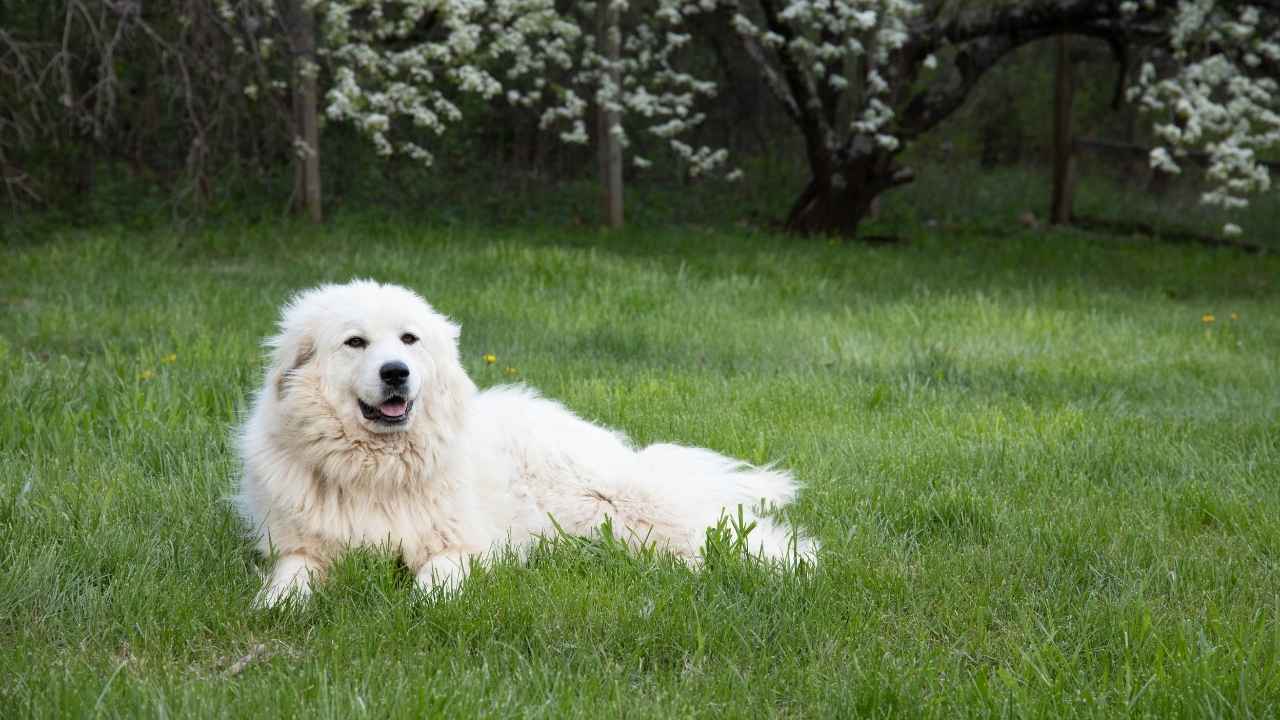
[0, 0, 1269, 243]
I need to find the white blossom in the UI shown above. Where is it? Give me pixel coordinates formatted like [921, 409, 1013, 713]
[1132, 1, 1280, 234]
[729, 0, 920, 142]
[219, 0, 734, 177]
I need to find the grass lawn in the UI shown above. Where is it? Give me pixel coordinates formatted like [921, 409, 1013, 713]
[2, 215, 1278, 717]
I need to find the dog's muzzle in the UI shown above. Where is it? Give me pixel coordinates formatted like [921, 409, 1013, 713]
[358, 394, 412, 425]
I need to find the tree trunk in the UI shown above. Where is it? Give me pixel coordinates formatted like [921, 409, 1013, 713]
[786, 180, 876, 236]
[784, 141, 911, 237]
[283, 0, 322, 223]
[595, 0, 623, 228]
[1050, 34, 1075, 225]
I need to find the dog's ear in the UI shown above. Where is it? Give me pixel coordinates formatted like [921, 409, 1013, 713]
[426, 352, 476, 433]
[269, 330, 316, 401]
[420, 316, 472, 433]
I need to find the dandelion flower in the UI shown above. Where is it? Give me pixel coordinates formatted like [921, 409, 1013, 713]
[1202, 313, 1215, 324]
[483, 353, 497, 365]
[139, 369, 156, 381]
[504, 367, 518, 377]
[162, 353, 177, 364]
[1230, 312, 1239, 321]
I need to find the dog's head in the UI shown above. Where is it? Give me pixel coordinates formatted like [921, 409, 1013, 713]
[264, 280, 474, 437]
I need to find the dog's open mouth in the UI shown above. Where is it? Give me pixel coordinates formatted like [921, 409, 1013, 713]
[358, 397, 412, 425]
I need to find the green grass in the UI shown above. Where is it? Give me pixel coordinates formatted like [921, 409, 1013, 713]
[2, 214, 1279, 718]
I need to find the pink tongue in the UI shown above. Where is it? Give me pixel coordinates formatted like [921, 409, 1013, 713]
[379, 399, 407, 417]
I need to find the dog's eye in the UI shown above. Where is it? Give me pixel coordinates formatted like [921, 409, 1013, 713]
[344, 337, 367, 349]
[400, 333, 419, 345]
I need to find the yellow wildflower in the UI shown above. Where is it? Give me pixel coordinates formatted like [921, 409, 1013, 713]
[1201, 313, 1215, 324]
[483, 353, 497, 365]
[161, 353, 177, 364]
[1230, 312, 1239, 321]
[504, 367, 518, 377]
[139, 369, 156, 381]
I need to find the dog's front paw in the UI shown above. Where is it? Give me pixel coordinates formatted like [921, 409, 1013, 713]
[415, 555, 469, 596]
[254, 554, 315, 609]
[253, 578, 311, 609]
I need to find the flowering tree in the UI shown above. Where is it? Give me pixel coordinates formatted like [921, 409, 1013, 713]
[1128, 1, 1280, 237]
[720, 0, 1280, 237]
[721, 0, 920, 235]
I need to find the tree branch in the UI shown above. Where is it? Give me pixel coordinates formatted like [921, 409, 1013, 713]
[735, 30, 800, 122]
[754, 0, 834, 187]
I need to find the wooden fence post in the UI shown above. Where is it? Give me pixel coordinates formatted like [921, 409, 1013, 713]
[596, 0, 623, 228]
[282, 0, 322, 223]
[1050, 34, 1075, 226]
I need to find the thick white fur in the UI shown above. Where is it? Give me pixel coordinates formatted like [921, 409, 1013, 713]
[237, 280, 814, 606]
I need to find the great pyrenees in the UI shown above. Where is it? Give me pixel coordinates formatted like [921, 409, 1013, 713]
[237, 280, 814, 606]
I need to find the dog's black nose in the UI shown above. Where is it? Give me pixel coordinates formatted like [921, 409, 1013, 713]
[380, 361, 410, 387]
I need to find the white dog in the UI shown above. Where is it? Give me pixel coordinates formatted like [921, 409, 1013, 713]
[237, 280, 814, 606]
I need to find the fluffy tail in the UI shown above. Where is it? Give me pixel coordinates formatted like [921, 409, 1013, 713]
[615, 443, 818, 564]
